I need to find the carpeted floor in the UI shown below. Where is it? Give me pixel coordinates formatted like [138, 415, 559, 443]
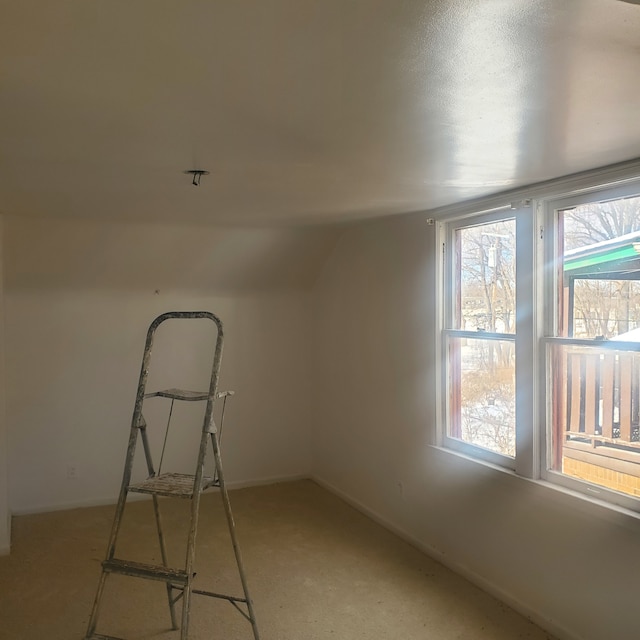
[0, 480, 555, 640]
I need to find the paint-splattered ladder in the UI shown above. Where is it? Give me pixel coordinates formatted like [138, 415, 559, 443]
[85, 311, 260, 640]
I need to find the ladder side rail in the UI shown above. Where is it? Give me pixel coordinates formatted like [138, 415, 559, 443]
[106, 315, 161, 559]
[180, 313, 224, 639]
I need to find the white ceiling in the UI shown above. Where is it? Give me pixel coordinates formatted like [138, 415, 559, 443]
[1, 0, 639, 226]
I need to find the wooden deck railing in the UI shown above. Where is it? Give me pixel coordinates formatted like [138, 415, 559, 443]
[562, 347, 640, 451]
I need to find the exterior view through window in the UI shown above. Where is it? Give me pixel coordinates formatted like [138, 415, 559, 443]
[447, 218, 516, 457]
[550, 195, 640, 498]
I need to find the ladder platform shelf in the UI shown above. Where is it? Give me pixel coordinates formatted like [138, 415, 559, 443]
[85, 311, 259, 640]
[144, 388, 235, 402]
[128, 472, 218, 498]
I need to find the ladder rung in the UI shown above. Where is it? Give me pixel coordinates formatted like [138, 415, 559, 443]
[103, 559, 189, 585]
[192, 587, 248, 603]
[128, 472, 217, 498]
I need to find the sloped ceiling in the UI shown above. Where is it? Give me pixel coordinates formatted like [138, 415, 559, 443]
[1, 0, 639, 226]
[4, 215, 341, 291]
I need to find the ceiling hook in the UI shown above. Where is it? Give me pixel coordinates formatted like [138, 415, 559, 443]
[183, 169, 210, 186]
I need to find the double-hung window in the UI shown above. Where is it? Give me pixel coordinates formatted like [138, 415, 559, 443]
[544, 183, 640, 507]
[442, 212, 517, 468]
[440, 170, 640, 512]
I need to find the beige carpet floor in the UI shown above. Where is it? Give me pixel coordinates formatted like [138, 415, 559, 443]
[0, 480, 555, 640]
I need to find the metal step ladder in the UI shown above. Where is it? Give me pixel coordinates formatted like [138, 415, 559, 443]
[85, 311, 260, 640]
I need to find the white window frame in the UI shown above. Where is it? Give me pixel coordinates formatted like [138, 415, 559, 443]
[435, 158, 640, 514]
[440, 204, 533, 472]
[540, 179, 640, 512]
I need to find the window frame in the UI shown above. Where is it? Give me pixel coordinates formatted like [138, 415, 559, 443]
[440, 207, 522, 470]
[435, 159, 640, 515]
[540, 179, 640, 512]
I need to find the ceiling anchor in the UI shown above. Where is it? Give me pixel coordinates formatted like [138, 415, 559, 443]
[184, 169, 210, 186]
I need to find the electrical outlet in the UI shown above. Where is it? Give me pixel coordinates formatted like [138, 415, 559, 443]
[67, 465, 78, 480]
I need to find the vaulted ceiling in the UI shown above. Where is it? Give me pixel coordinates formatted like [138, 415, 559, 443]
[1, 0, 639, 226]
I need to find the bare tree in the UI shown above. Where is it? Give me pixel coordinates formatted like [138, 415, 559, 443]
[457, 219, 516, 456]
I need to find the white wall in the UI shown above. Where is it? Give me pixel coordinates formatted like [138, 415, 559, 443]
[4, 215, 339, 514]
[0, 216, 10, 553]
[311, 214, 640, 640]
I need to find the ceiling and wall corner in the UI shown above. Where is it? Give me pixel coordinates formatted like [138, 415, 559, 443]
[3, 216, 343, 293]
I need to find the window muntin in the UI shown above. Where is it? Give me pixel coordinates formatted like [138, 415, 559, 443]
[444, 216, 516, 461]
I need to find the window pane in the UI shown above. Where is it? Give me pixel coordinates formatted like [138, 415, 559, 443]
[456, 219, 516, 333]
[560, 196, 640, 339]
[572, 279, 640, 340]
[449, 336, 515, 457]
[549, 343, 640, 498]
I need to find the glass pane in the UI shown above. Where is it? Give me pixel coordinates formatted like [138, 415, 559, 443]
[548, 342, 640, 498]
[572, 280, 640, 340]
[449, 336, 515, 457]
[455, 219, 515, 333]
[560, 195, 640, 339]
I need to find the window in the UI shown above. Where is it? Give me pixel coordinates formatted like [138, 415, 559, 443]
[443, 213, 517, 467]
[439, 171, 640, 511]
[545, 188, 640, 503]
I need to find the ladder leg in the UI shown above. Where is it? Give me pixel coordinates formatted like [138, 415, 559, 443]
[85, 571, 109, 638]
[211, 433, 261, 640]
[152, 495, 179, 630]
[86, 423, 139, 638]
[180, 428, 209, 640]
[180, 579, 193, 640]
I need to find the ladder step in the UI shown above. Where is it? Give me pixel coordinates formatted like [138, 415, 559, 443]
[103, 559, 189, 585]
[128, 472, 217, 498]
[145, 388, 208, 401]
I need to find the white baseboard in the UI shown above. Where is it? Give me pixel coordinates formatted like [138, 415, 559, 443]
[226, 473, 308, 491]
[10, 492, 149, 516]
[10, 473, 308, 516]
[311, 474, 579, 640]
